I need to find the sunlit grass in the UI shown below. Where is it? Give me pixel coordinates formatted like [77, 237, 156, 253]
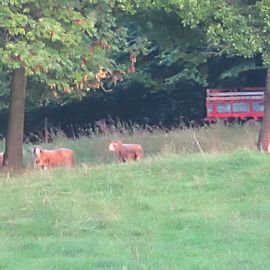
[0, 123, 268, 269]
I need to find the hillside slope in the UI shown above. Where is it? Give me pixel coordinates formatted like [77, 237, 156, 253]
[0, 150, 270, 269]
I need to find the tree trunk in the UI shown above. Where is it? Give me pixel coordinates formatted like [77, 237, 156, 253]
[3, 68, 27, 169]
[257, 69, 270, 151]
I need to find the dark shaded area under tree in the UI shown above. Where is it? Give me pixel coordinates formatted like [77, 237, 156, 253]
[0, 81, 205, 141]
[0, 57, 266, 143]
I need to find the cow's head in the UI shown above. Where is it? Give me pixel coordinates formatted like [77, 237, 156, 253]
[32, 146, 47, 169]
[108, 140, 122, 152]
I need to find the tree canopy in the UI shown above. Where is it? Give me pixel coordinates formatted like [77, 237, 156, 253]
[0, 0, 138, 93]
[161, 0, 270, 150]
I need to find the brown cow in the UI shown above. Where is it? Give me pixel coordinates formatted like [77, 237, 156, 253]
[33, 146, 75, 169]
[109, 140, 143, 162]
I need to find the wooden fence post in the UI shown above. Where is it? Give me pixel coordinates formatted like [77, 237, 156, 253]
[44, 117, 48, 144]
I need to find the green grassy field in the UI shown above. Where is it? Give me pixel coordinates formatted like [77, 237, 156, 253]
[0, 124, 270, 269]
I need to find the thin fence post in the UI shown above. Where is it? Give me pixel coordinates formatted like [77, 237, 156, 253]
[44, 117, 48, 144]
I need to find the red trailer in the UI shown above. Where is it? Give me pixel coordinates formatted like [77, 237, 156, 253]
[206, 87, 265, 122]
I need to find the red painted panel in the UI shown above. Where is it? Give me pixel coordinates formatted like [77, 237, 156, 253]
[206, 87, 265, 120]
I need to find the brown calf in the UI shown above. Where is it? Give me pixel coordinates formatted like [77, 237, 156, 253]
[33, 146, 75, 169]
[109, 140, 143, 162]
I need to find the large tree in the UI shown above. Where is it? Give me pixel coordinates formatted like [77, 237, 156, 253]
[178, 0, 270, 150]
[137, 0, 270, 150]
[0, 0, 135, 169]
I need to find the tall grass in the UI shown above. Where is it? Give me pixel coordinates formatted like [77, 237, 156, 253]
[14, 122, 260, 166]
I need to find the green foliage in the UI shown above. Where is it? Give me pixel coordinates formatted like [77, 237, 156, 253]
[165, 0, 270, 68]
[1, 0, 267, 113]
[119, 8, 210, 88]
[120, 0, 269, 89]
[0, 70, 11, 110]
[0, 0, 136, 94]
[164, 64, 208, 87]
[219, 61, 265, 80]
